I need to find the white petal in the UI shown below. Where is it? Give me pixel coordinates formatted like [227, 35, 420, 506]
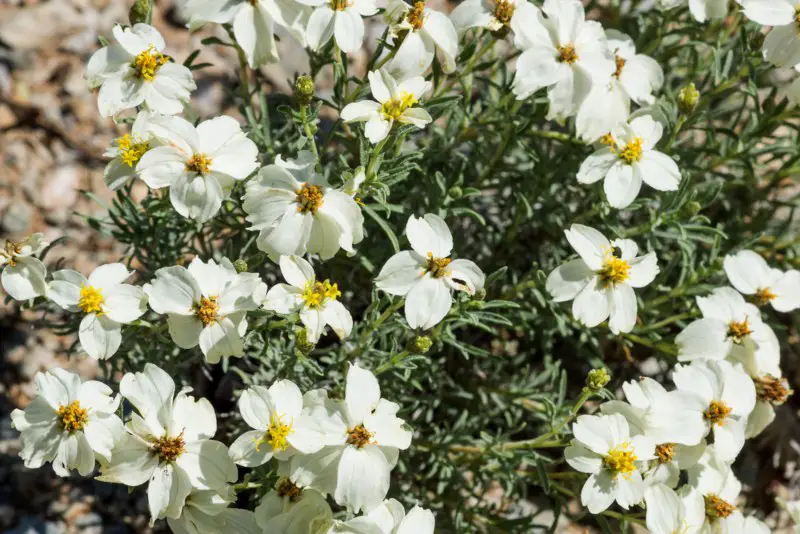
[334, 445, 391, 513]
[608, 283, 637, 334]
[375, 251, 426, 296]
[199, 316, 245, 363]
[546, 259, 593, 302]
[148, 463, 191, 524]
[405, 214, 453, 258]
[229, 429, 274, 467]
[2, 257, 48, 300]
[306, 6, 335, 51]
[363, 399, 412, 449]
[171, 393, 217, 441]
[167, 314, 204, 349]
[444, 258, 485, 295]
[723, 250, 769, 295]
[341, 100, 381, 123]
[577, 150, 617, 185]
[572, 277, 611, 328]
[334, 9, 364, 54]
[637, 152, 680, 192]
[345, 363, 381, 426]
[322, 300, 353, 339]
[103, 284, 147, 323]
[170, 173, 224, 223]
[564, 224, 609, 271]
[581, 471, 616, 514]
[264, 284, 303, 314]
[178, 439, 238, 490]
[47, 269, 85, 310]
[627, 252, 658, 288]
[79, 313, 122, 360]
[137, 146, 187, 188]
[234, 3, 279, 68]
[604, 163, 642, 209]
[404, 275, 452, 330]
[120, 363, 175, 433]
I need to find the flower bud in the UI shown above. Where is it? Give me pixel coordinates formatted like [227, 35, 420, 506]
[411, 335, 433, 354]
[678, 83, 699, 115]
[295, 75, 315, 107]
[448, 186, 463, 199]
[129, 0, 152, 25]
[294, 328, 316, 355]
[233, 259, 248, 273]
[474, 288, 486, 301]
[586, 368, 610, 391]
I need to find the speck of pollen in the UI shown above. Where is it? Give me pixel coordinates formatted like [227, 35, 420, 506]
[704, 400, 731, 426]
[347, 424, 375, 448]
[407, 1, 426, 30]
[301, 279, 341, 310]
[598, 248, 630, 287]
[195, 296, 219, 327]
[255, 414, 293, 452]
[426, 252, 452, 278]
[117, 134, 149, 167]
[78, 285, 105, 314]
[132, 45, 169, 81]
[726, 318, 752, 342]
[186, 153, 212, 175]
[754, 287, 777, 306]
[380, 92, 418, 122]
[57, 401, 89, 433]
[557, 44, 578, 64]
[296, 184, 324, 214]
[655, 443, 674, 464]
[151, 433, 186, 463]
[614, 54, 626, 78]
[603, 442, 637, 479]
[704, 494, 735, 519]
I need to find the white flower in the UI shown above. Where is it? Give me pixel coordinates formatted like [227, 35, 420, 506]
[510, 0, 615, 120]
[672, 360, 756, 462]
[375, 214, 485, 330]
[724, 249, 800, 312]
[144, 257, 267, 363]
[643, 484, 705, 534]
[242, 151, 365, 260]
[564, 413, 656, 514]
[737, 0, 800, 67]
[287, 364, 413, 513]
[545, 224, 658, 334]
[98, 363, 238, 525]
[136, 115, 259, 222]
[576, 30, 664, 141]
[745, 365, 791, 439]
[676, 287, 781, 378]
[185, 0, 307, 67]
[264, 255, 353, 342]
[577, 115, 681, 208]
[254, 481, 333, 534]
[332, 498, 435, 533]
[229, 379, 342, 466]
[103, 111, 158, 191]
[167, 488, 261, 534]
[48, 263, 147, 360]
[10, 368, 122, 477]
[384, 0, 458, 79]
[301, 0, 378, 53]
[0, 233, 48, 301]
[450, 0, 521, 35]
[340, 69, 432, 144]
[85, 24, 195, 117]
[643, 441, 706, 489]
[687, 447, 746, 531]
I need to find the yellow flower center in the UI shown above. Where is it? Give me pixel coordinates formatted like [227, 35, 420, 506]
[380, 92, 419, 122]
[493, 0, 515, 25]
[117, 134, 149, 167]
[614, 54, 626, 79]
[331, 0, 349, 10]
[407, 1, 426, 30]
[599, 133, 615, 147]
[618, 137, 643, 164]
[78, 285, 105, 314]
[57, 401, 88, 433]
[195, 296, 219, 326]
[598, 253, 630, 286]
[557, 44, 578, 64]
[186, 153, 212, 175]
[2, 239, 23, 266]
[347, 424, 375, 448]
[296, 184, 324, 214]
[754, 375, 792, 405]
[704, 400, 731, 426]
[132, 45, 169, 81]
[754, 287, 777, 306]
[151, 433, 186, 463]
[301, 279, 341, 310]
[426, 253, 452, 278]
[257, 414, 293, 452]
[655, 443, 675, 464]
[603, 442, 637, 478]
[704, 494, 735, 519]
[276, 478, 303, 500]
[727, 319, 752, 342]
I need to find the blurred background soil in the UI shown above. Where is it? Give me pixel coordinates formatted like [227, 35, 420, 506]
[0, 0, 799, 532]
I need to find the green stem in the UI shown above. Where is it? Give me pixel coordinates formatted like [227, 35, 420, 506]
[375, 350, 410, 375]
[622, 332, 678, 356]
[351, 298, 405, 358]
[300, 105, 321, 171]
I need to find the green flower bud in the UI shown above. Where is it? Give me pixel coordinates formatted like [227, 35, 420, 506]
[474, 288, 486, 301]
[129, 0, 152, 25]
[678, 83, 700, 115]
[448, 186, 463, 199]
[586, 368, 610, 391]
[295, 328, 316, 355]
[411, 336, 433, 354]
[683, 201, 702, 216]
[295, 75, 315, 107]
[233, 259, 248, 273]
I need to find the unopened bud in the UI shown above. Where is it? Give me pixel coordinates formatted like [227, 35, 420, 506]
[295, 328, 316, 355]
[295, 75, 315, 107]
[586, 368, 610, 391]
[233, 259, 248, 273]
[683, 201, 702, 216]
[678, 83, 699, 114]
[129, 0, 152, 25]
[448, 186, 463, 199]
[411, 336, 433, 354]
[473, 288, 486, 301]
